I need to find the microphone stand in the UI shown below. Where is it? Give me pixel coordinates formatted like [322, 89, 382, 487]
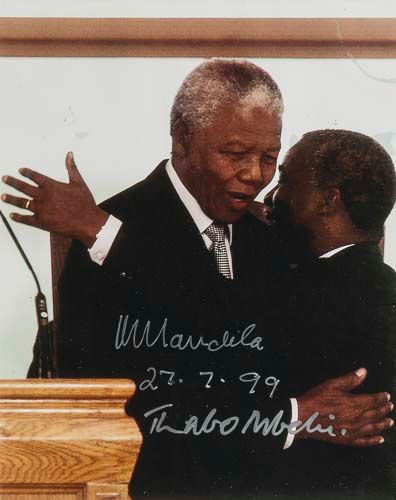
[0, 210, 54, 378]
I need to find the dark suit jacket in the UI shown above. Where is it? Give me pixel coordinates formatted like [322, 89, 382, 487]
[36, 161, 292, 498]
[273, 243, 396, 498]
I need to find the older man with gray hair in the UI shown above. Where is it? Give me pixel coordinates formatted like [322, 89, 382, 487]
[2, 59, 393, 499]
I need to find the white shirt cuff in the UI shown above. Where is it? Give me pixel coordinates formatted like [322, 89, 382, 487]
[283, 398, 298, 450]
[88, 215, 122, 265]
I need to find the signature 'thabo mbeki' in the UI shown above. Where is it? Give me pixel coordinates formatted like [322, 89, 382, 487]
[144, 404, 340, 438]
[115, 315, 264, 352]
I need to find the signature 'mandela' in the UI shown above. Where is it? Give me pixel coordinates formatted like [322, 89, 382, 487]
[114, 315, 264, 352]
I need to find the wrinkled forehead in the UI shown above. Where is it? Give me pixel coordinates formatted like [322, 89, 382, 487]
[196, 100, 283, 140]
[187, 90, 280, 126]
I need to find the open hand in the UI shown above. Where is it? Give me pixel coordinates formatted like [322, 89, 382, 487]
[297, 368, 394, 446]
[1, 152, 108, 247]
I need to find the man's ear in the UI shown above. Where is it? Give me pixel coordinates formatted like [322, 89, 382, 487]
[318, 187, 342, 215]
[171, 118, 191, 159]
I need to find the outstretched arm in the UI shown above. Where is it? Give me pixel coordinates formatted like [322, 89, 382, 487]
[1, 152, 108, 247]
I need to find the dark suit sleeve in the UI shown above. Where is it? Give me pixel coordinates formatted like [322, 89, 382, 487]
[349, 298, 396, 395]
[56, 240, 118, 377]
[54, 229, 157, 379]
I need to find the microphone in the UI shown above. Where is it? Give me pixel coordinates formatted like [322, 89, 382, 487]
[0, 209, 54, 378]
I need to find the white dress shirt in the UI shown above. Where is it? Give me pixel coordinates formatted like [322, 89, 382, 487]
[319, 244, 355, 259]
[166, 160, 234, 279]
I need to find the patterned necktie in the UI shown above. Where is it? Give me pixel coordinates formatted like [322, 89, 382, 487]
[204, 222, 232, 279]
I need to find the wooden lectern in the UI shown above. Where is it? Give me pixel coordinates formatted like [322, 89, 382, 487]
[0, 379, 142, 499]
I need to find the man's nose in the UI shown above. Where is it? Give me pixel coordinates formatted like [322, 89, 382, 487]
[238, 160, 265, 187]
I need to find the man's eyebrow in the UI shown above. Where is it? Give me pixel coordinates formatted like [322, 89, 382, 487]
[220, 142, 281, 154]
[221, 141, 252, 148]
[261, 145, 281, 156]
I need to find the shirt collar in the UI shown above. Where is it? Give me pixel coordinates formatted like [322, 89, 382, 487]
[165, 159, 232, 244]
[319, 244, 355, 259]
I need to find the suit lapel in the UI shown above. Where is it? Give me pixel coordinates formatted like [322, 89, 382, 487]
[143, 161, 220, 284]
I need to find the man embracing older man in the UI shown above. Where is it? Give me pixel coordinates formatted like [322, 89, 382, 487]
[264, 129, 396, 497]
[2, 59, 394, 498]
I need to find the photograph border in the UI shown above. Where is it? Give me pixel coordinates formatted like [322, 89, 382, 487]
[0, 15, 395, 497]
[0, 18, 396, 58]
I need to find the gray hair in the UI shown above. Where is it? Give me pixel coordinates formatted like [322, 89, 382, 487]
[170, 58, 284, 132]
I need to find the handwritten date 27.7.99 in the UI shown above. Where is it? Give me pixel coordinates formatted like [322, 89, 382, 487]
[139, 367, 280, 397]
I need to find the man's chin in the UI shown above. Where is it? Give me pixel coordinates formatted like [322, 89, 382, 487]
[211, 209, 247, 225]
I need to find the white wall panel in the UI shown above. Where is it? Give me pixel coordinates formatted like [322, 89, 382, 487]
[1, 0, 396, 18]
[1, 56, 395, 377]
